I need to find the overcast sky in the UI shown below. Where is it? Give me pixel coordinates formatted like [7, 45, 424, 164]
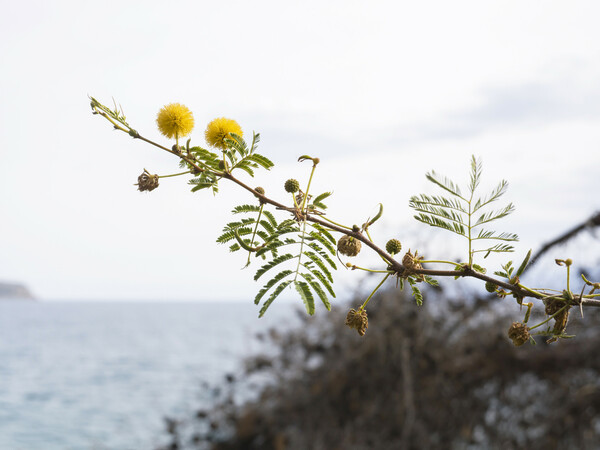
[1, 1, 599, 305]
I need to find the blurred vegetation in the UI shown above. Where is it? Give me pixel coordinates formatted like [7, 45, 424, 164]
[158, 274, 600, 450]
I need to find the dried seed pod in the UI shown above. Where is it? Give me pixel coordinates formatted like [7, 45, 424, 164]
[507, 321, 530, 346]
[337, 235, 362, 257]
[385, 239, 402, 255]
[544, 298, 565, 316]
[136, 171, 159, 192]
[402, 249, 422, 271]
[545, 298, 570, 339]
[284, 179, 300, 193]
[345, 308, 368, 336]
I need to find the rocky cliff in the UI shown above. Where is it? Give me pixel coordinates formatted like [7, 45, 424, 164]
[0, 281, 35, 299]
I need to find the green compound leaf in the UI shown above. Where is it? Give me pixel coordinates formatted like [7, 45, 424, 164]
[233, 161, 255, 177]
[425, 170, 463, 199]
[481, 243, 516, 258]
[423, 275, 439, 287]
[409, 194, 466, 213]
[473, 203, 516, 227]
[259, 219, 276, 235]
[224, 133, 248, 158]
[218, 182, 338, 316]
[474, 230, 519, 241]
[246, 153, 274, 170]
[299, 272, 331, 311]
[413, 213, 467, 237]
[310, 223, 336, 245]
[307, 230, 336, 255]
[190, 172, 220, 194]
[307, 242, 337, 269]
[468, 155, 483, 195]
[189, 147, 221, 166]
[472, 264, 487, 274]
[303, 251, 334, 282]
[312, 191, 333, 210]
[254, 253, 296, 281]
[221, 132, 274, 177]
[306, 266, 335, 297]
[255, 238, 289, 258]
[232, 204, 261, 214]
[295, 280, 315, 315]
[250, 132, 260, 152]
[408, 277, 424, 306]
[259, 280, 293, 317]
[411, 155, 518, 265]
[473, 180, 508, 212]
[255, 269, 293, 305]
[263, 210, 277, 228]
[217, 226, 253, 245]
[494, 261, 514, 279]
[515, 249, 532, 278]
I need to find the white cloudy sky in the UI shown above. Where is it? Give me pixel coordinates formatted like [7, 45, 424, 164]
[1, 1, 599, 304]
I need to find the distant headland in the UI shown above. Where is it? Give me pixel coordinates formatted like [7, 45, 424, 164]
[0, 281, 36, 300]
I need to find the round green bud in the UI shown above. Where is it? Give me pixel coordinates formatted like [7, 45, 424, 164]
[485, 281, 498, 293]
[254, 187, 265, 196]
[284, 178, 300, 193]
[218, 160, 226, 170]
[386, 239, 402, 255]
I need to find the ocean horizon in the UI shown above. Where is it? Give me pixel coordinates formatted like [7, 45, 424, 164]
[0, 300, 299, 449]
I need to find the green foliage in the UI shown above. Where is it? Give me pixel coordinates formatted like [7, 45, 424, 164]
[92, 97, 599, 346]
[217, 202, 337, 316]
[89, 96, 130, 129]
[407, 277, 424, 306]
[409, 155, 518, 264]
[187, 132, 273, 194]
[494, 260, 514, 280]
[310, 191, 332, 211]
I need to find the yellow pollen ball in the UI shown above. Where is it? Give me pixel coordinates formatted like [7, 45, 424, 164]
[205, 117, 243, 150]
[156, 103, 195, 139]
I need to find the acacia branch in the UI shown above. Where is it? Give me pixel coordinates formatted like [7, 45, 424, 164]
[222, 173, 600, 308]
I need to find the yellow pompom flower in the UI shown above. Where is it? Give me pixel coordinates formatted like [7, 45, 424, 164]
[205, 117, 243, 150]
[156, 103, 195, 140]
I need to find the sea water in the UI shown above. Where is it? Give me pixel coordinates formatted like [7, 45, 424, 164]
[0, 300, 297, 450]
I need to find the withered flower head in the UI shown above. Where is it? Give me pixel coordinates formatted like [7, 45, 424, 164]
[544, 298, 565, 316]
[402, 249, 423, 270]
[345, 308, 368, 336]
[136, 170, 159, 192]
[507, 321, 530, 346]
[337, 235, 362, 257]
